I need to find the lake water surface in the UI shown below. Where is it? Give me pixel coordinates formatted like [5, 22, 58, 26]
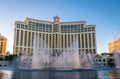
[0, 68, 120, 79]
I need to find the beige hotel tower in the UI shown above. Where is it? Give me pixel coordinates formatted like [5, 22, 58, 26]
[0, 33, 7, 56]
[13, 16, 97, 55]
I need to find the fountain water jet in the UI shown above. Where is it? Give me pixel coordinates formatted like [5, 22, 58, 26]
[13, 34, 95, 70]
[113, 50, 120, 68]
[32, 36, 51, 69]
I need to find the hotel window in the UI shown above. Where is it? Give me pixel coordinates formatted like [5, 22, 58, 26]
[92, 27, 95, 31]
[93, 49, 96, 54]
[32, 32, 34, 47]
[89, 33, 91, 48]
[29, 21, 32, 26]
[53, 24, 59, 32]
[66, 25, 69, 33]
[78, 24, 81, 28]
[61, 25, 64, 33]
[38, 33, 41, 47]
[49, 25, 52, 33]
[61, 35, 63, 48]
[21, 24, 24, 29]
[17, 24, 20, 28]
[20, 47, 22, 53]
[36, 23, 38, 26]
[56, 34, 58, 48]
[39, 23, 42, 31]
[32, 22, 35, 26]
[71, 25, 74, 33]
[81, 24, 84, 32]
[86, 49, 88, 53]
[65, 35, 67, 48]
[25, 25, 28, 29]
[24, 31, 27, 46]
[64, 25, 66, 33]
[28, 32, 31, 47]
[49, 34, 51, 48]
[85, 28, 87, 32]
[16, 30, 19, 45]
[20, 30, 23, 46]
[39, 23, 42, 27]
[81, 24, 84, 28]
[68, 25, 70, 33]
[28, 48, 30, 54]
[43, 34, 45, 47]
[78, 34, 80, 48]
[68, 35, 70, 47]
[74, 25, 77, 33]
[92, 33, 95, 47]
[77, 25, 80, 32]
[85, 33, 88, 48]
[43, 24, 45, 32]
[71, 34, 73, 47]
[32, 26, 36, 31]
[35, 26, 37, 31]
[28, 25, 31, 30]
[88, 28, 91, 32]
[46, 24, 48, 32]
[53, 34, 55, 48]
[46, 34, 48, 48]
[82, 34, 84, 48]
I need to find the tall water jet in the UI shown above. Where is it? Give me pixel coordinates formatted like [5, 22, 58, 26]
[113, 50, 120, 68]
[81, 52, 94, 69]
[11, 53, 32, 69]
[32, 35, 50, 69]
[13, 33, 95, 70]
[71, 35, 81, 68]
[52, 35, 81, 69]
[18, 54, 32, 69]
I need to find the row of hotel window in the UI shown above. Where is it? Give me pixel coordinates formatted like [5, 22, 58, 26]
[15, 47, 96, 54]
[16, 23, 95, 33]
[15, 30, 96, 48]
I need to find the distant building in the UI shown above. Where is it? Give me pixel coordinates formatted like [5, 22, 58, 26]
[0, 33, 7, 56]
[101, 53, 108, 66]
[13, 16, 97, 55]
[107, 53, 115, 67]
[94, 53, 114, 66]
[108, 38, 120, 53]
[94, 54, 102, 65]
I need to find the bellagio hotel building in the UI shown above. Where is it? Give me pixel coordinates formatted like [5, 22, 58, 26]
[13, 16, 97, 55]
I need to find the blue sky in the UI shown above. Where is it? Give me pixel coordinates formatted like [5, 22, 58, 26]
[0, 0, 120, 53]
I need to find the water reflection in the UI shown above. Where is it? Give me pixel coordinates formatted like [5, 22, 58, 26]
[12, 71, 98, 79]
[110, 69, 120, 79]
[0, 70, 12, 79]
[0, 69, 120, 79]
[97, 70, 110, 79]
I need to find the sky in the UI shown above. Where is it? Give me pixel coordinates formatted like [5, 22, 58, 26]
[0, 0, 120, 54]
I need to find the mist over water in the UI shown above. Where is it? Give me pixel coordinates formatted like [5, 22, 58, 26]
[113, 51, 120, 68]
[12, 35, 101, 70]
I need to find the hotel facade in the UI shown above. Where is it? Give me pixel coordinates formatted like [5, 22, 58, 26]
[0, 33, 7, 56]
[108, 38, 120, 53]
[13, 16, 97, 55]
